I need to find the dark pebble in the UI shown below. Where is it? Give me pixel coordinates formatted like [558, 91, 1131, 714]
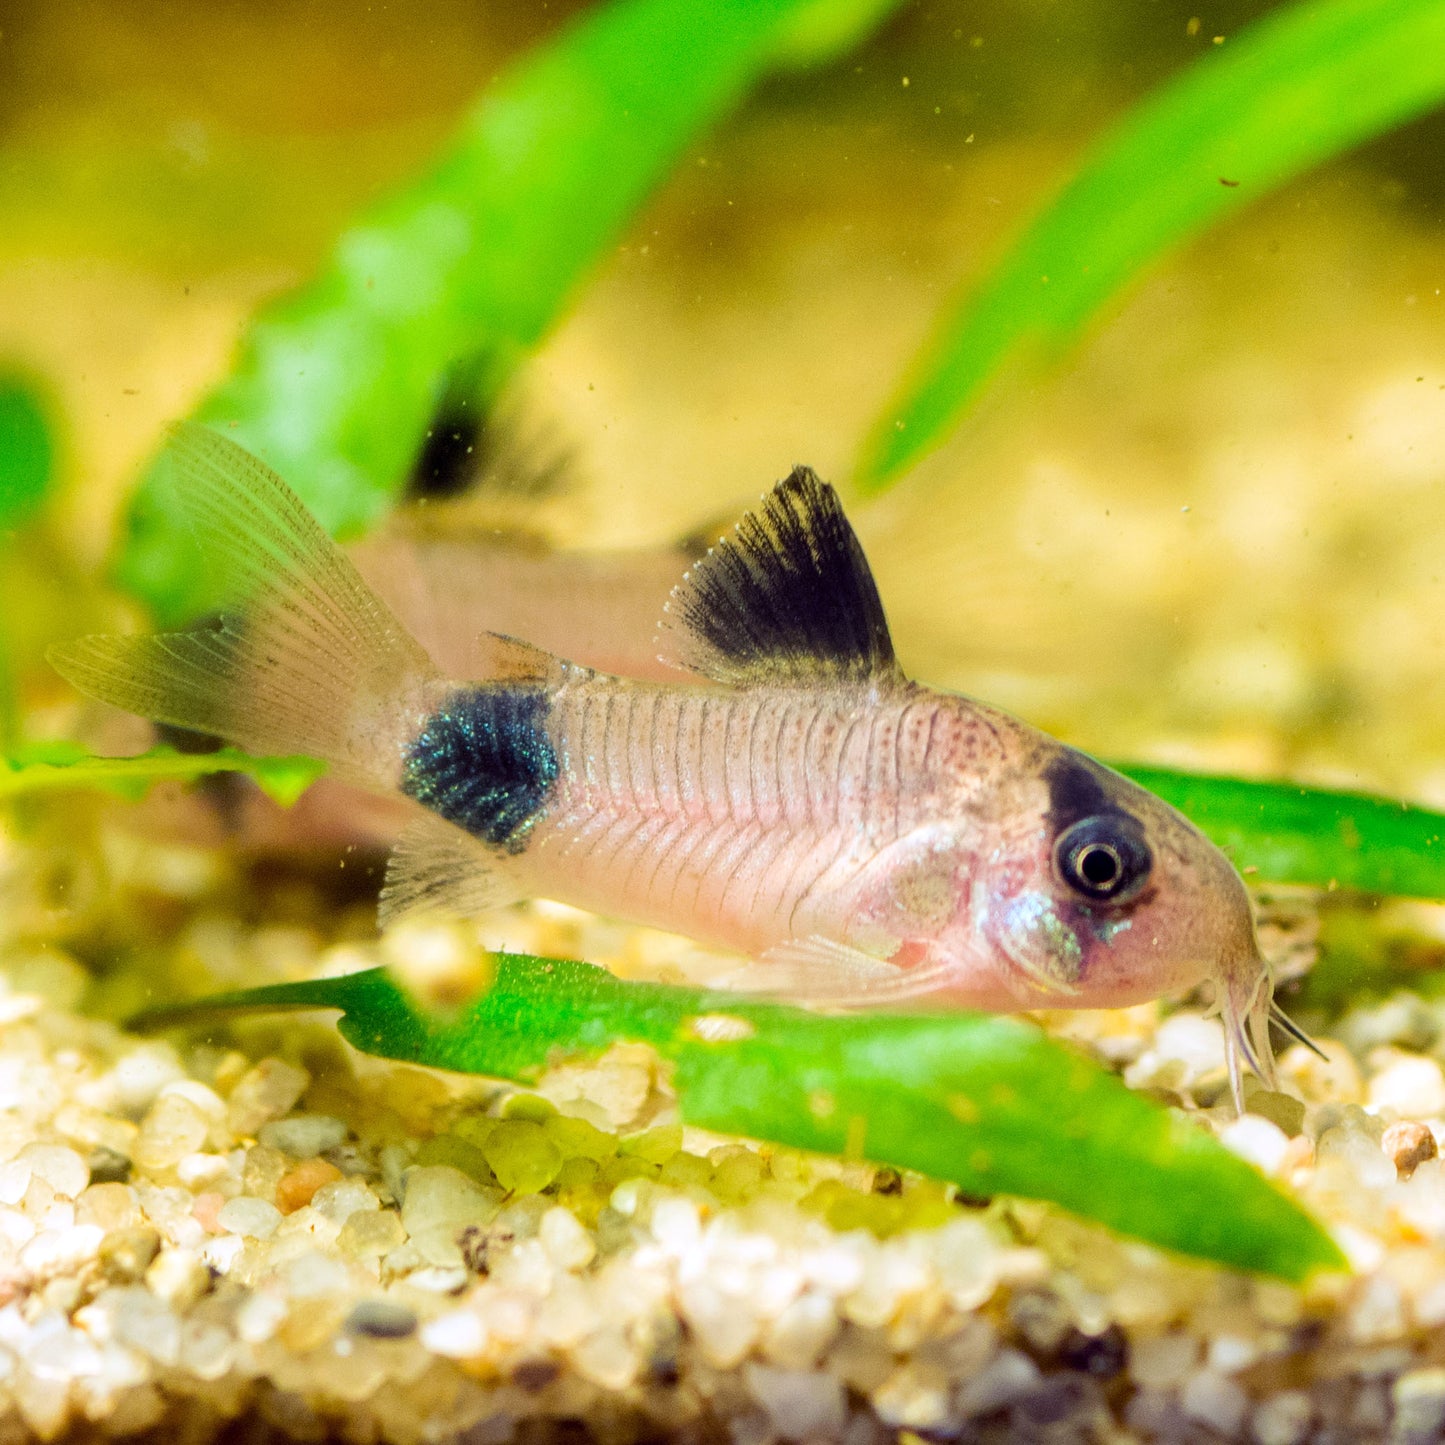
[345, 1300, 418, 1339]
[87, 1146, 132, 1185]
[512, 1358, 561, 1393]
[1057, 1323, 1128, 1380]
[872, 1166, 903, 1196]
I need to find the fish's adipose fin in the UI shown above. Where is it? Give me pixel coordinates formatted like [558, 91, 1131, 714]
[717, 935, 957, 1008]
[658, 467, 905, 688]
[379, 813, 524, 928]
[466, 632, 562, 685]
[49, 424, 442, 788]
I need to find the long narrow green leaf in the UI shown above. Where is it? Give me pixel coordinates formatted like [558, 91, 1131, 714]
[858, 0, 1445, 488]
[1117, 763, 1445, 900]
[0, 743, 325, 807]
[136, 959, 1344, 1281]
[117, 0, 902, 622]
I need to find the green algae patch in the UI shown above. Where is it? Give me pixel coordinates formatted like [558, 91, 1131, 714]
[133, 958, 1345, 1283]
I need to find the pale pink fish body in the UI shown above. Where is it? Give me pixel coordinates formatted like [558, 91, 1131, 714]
[50, 426, 1312, 1107]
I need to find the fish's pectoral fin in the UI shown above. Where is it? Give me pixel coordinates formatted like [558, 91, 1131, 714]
[379, 812, 524, 929]
[656, 467, 907, 688]
[715, 935, 956, 1009]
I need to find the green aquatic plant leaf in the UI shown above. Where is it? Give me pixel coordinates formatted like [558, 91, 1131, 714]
[0, 743, 325, 807]
[1118, 764, 1445, 900]
[116, 0, 903, 622]
[0, 376, 55, 530]
[135, 959, 1344, 1281]
[858, 0, 1445, 488]
[0, 376, 58, 751]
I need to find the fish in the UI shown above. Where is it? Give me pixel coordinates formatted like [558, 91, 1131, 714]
[49, 423, 1317, 1110]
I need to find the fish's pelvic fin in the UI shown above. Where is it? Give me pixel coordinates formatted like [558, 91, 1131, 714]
[48, 424, 440, 787]
[718, 935, 956, 1008]
[379, 813, 524, 928]
[657, 466, 905, 688]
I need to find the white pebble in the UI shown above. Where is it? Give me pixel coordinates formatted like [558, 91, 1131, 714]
[17, 1145, 88, 1201]
[1347, 1274, 1407, 1344]
[217, 1197, 282, 1240]
[134, 1095, 209, 1172]
[933, 1218, 1003, 1309]
[175, 1153, 229, 1190]
[1126, 1013, 1225, 1091]
[310, 1178, 379, 1226]
[420, 1308, 488, 1359]
[1393, 1368, 1445, 1443]
[745, 1362, 846, 1440]
[1131, 1331, 1199, 1390]
[1251, 1389, 1314, 1445]
[1179, 1368, 1248, 1436]
[956, 1348, 1040, 1416]
[571, 1325, 638, 1390]
[539, 1207, 596, 1272]
[537, 1274, 593, 1348]
[872, 1360, 952, 1429]
[678, 1278, 759, 1368]
[1369, 1054, 1445, 1118]
[283, 1250, 349, 1298]
[1220, 1116, 1291, 1175]
[0, 1162, 31, 1207]
[226, 1059, 310, 1136]
[258, 1114, 348, 1157]
[400, 1166, 501, 1236]
[1206, 1332, 1261, 1374]
[19, 1225, 103, 1278]
[146, 1247, 211, 1308]
[110, 1047, 185, 1116]
[762, 1291, 839, 1370]
[234, 1290, 287, 1344]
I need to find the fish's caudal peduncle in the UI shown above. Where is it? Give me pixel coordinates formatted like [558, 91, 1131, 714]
[48, 426, 1320, 1112]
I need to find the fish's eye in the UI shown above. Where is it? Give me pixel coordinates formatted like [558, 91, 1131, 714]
[1054, 815, 1152, 904]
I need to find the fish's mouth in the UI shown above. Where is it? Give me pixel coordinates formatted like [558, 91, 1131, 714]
[1214, 949, 1325, 1113]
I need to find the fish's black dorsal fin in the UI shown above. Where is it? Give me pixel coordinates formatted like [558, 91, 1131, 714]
[657, 466, 904, 687]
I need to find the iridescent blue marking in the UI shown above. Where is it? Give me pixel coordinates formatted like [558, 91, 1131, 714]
[401, 686, 558, 852]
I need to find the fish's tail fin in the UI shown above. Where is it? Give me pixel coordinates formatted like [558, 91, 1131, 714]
[49, 424, 443, 788]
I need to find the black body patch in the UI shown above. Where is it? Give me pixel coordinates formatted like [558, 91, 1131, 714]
[401, 685, 558, 852]
[659, 466, 903, 687]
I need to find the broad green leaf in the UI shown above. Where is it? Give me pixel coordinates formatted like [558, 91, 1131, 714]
[858, 0, 1445, 488]
[136, 959, 1344, 1281]
[0, 376, 54, 529]
[1118, 764, 1445, 900]
[117, 0, 903, 622]
[0, 744, 325, 807]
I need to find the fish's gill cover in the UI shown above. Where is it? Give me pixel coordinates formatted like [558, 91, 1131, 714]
[401, 684, 560, 853]
[658, 466, 903, 687]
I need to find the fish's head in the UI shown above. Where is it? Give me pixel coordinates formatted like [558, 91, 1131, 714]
[967, 744, 1294, 1109]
